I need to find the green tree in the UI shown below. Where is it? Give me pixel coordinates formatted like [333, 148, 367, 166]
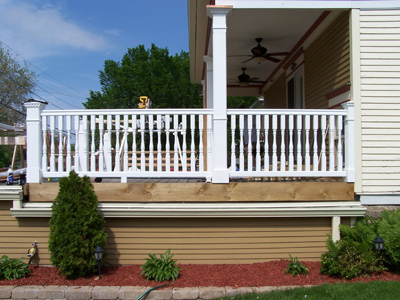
[0, 44, 36, 124]
[48, 171, 107, 279]
[84, 44, 202, 109]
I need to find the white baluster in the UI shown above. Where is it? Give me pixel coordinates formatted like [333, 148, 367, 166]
[190, 115, 196, 172]
[296, 115, 302, 172]
[337, 115, 343, 171]
[239, 115, 244, 171]
[106, 115, 112, 172]
[80, 115, 89, 172]
[288, 115, 294, 172]
[165, 115, 171, 172]
[181, 115, 187, 172]
[207, 114, 212, 172]
[173, 115, 179, 172]
[74, 115, 80, 172]
[255, 115, 261, 171]
[157, 115, 163, 172]
[305, 115, 311, 172]
[58, 116, 64, 172]
[42, 116, 48, 173]
[123, 114, 129, 172]
[272, 115, 278, 172]
[264, 115, 269, 171]
[114, 115, 121, 172]
[66, 116, 72, 172]
[50, 115, 56, 172]
[321, 115, 327, 172]
[230, 115, 236, 171]
[199, 115, 204, 172]
[329, 115, 335, 172]
[140, 114, 146, 172]
[313, 115, 319, 171]
[98, 115, 104, 172]
[131, 114, 137, 171]
[247, 115, 253, 171]
[90, 115, 96, 172]
[280, 115, 286, 172]
[148, 114, 154, 172]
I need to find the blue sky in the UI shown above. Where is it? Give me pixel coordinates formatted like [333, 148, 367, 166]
[0, 0, 189, 110]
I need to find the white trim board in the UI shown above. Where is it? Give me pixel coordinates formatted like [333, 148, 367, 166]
[360, 194, 400, 205]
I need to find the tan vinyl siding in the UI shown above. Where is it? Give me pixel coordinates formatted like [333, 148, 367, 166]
[264, 73, 286, 108]
[360, 9, 400, 193]
[305, 11, 350, 109]
[105, 217, 331, 264]
[0, 202, 51, 265]
[0, 202, 331, 265]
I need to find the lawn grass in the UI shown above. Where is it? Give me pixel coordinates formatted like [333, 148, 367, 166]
[220, 281, 400, 300]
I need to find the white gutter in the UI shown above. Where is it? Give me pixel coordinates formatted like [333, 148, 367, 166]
[11, 201, 366, 218]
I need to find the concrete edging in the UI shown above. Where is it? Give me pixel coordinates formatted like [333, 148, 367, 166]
[0, 285, 313, 299]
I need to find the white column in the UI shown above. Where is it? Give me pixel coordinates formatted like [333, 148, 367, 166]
[24, 100, 47, 183]
[207, 5, 232, 183]
[343, 101, 355, 182]
[331, 216, 341, 242]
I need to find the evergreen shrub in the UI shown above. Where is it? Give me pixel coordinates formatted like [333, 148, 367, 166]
[48, 171, 107, 279]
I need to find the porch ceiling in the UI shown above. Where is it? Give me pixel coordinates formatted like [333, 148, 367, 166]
[188, 1, 339, 97]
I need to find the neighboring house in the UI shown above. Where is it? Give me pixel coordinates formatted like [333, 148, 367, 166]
[0, 0, 399, 266]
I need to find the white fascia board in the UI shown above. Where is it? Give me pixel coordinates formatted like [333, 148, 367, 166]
[0, 186, 23, 201]
[360, 193, 400, 205]
[215, 0, 400, 9]
[11, 201, 366, 218]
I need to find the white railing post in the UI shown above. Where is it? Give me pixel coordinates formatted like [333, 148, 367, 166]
[343, 101, 355, 182]
[24, 100, 47, 183]
[207, 5, 231, 183]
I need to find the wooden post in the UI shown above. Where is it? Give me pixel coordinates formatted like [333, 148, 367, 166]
[24, 100, 47, 183]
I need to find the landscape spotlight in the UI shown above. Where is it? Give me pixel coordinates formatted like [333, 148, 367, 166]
[373, 236, 384, 252]
[94, 245, 104, 279]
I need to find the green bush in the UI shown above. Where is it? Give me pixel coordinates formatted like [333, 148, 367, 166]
[140, 249, 181, 282]
[377, 210, 400, 272]
[284, 254, 309, 276]
[0, 255, 31, 280]
[48, 171, 107, 279]
[320, 237, 385, 279]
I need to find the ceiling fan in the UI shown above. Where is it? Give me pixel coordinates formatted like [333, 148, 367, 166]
[231, 38, 289, 64]
[230, 68, 264, 87]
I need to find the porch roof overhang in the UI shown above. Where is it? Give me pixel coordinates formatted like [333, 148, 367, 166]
[188, 0, 398, 97]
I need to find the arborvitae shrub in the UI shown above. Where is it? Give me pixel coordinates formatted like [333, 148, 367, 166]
[48, 171, 107, 279]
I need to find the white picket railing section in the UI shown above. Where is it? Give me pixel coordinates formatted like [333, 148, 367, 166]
[24, 101, 354, 183]
[39, 109, 213, 182]
[227, 109, 347, 177]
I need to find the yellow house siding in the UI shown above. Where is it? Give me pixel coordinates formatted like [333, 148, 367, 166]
[305, 11, 351, 109]
[264, 73, 286, 108]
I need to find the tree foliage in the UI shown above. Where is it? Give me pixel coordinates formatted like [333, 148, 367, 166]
[48, 171, 107, 279]
[0, 44, 36, 124]
[84, 44, 202, 109]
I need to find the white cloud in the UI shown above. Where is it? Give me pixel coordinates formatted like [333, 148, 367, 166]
[0, 0, 109, 59]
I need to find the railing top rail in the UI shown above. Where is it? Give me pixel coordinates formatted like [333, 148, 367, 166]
[227, 108, 347, 116]
[41, 108, 213, 116]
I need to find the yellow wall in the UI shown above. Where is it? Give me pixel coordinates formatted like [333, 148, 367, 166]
[305, 11, 350, 109]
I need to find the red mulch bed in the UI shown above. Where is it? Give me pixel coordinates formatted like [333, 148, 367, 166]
[0, 261, 399, 287]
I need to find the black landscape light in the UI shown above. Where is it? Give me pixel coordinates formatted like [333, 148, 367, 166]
[94, 245, 104, 279]
[373, 236, 384, 252]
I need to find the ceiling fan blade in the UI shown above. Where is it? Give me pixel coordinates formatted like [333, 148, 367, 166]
[265, 56, 281, 63]
[268, 52, 290, 56]
[228, 55, 252, 57]
[241, 57, 254, 64]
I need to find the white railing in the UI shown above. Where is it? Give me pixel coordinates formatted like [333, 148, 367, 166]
[24, 101, 354, 183]
[227, 108, 349, 178]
